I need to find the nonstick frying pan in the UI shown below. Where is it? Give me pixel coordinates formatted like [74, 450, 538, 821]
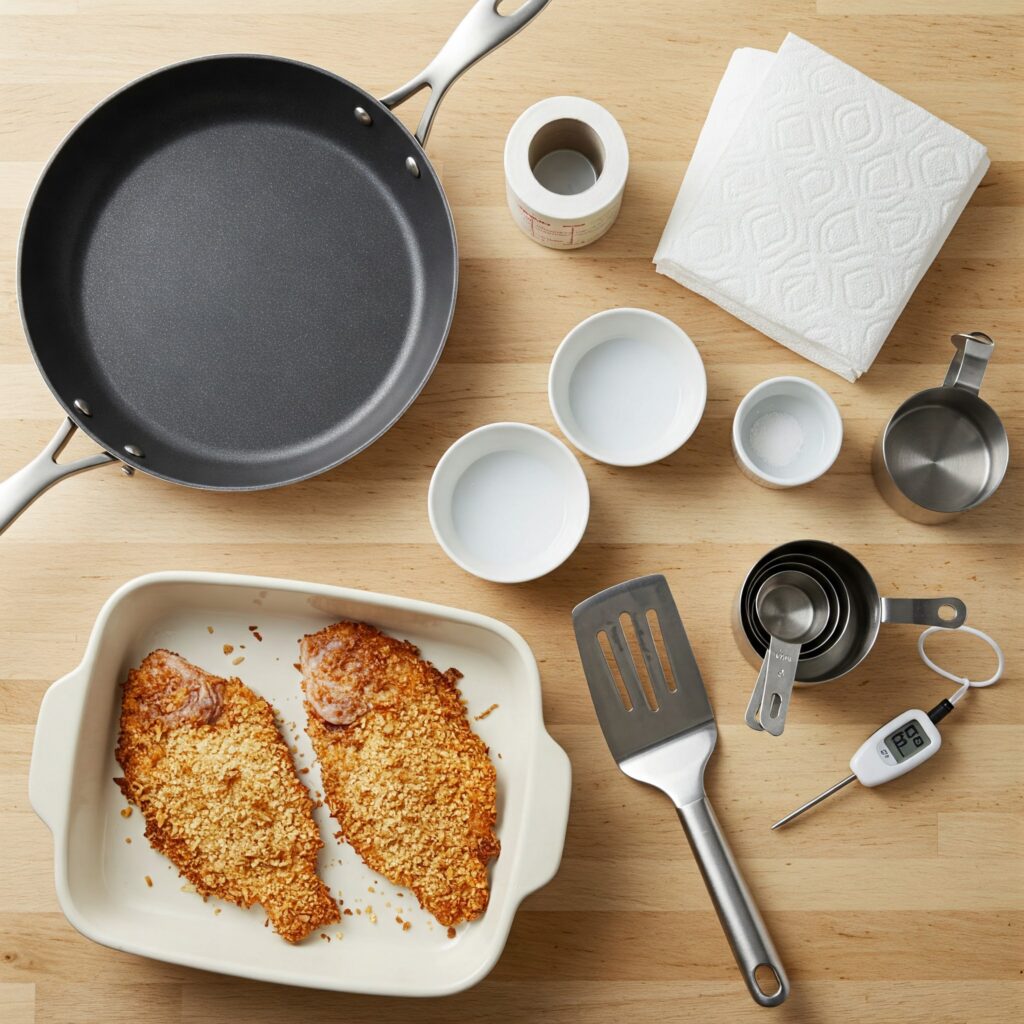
[0, 0, 550, 535]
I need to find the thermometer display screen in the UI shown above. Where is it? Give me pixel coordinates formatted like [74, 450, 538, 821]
[884, 720, 931, 763]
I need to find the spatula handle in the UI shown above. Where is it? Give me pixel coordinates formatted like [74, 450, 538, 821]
[677, 797, 789, 1007]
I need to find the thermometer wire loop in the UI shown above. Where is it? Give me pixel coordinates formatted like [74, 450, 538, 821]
[918, 625, 1005, 706]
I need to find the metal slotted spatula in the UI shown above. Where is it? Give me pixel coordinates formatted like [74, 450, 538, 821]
[572, 575, 789, 1008]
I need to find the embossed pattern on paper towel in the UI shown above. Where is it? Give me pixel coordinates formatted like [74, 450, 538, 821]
[666, 34, 988, 371]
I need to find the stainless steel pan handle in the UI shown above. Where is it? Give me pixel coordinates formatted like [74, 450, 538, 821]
[0, 419, 116, 536]
[881, 597, 966, 628]
[381, 0, 551, 146]
[677, 797, 790, 1007]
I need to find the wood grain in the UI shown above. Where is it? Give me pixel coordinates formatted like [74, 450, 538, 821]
[0, 1, 1021, 1021]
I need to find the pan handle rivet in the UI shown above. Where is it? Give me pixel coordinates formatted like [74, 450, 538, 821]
[73, 398, 92, 417]
[124, 444, 144, 458]
[405, 156, 421, 178]
[354, 106, 372, 126]
[121, 465, 135, 477]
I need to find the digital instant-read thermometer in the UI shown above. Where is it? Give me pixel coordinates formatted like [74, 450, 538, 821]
[772, 626, 1003, 830]
[772, 706, 946, 829]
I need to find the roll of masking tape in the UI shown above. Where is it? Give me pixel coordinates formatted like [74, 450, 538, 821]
[504, 96, 629, 250]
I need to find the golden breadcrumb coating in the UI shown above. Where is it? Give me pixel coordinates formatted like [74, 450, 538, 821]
[115, 650, 339, 943]
[301, 622, 499, 927]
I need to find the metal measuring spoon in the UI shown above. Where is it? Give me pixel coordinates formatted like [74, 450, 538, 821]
[745, 571, 830, 735]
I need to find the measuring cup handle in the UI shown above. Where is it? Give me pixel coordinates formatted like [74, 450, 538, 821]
[944, 332, 994, 395]
[744, 654, 769, 732]
[881, 597, 966, 629]
[677, 797, 790, 1007]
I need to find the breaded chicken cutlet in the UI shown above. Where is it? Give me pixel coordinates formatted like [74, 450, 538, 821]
[301, 622, 499, 927]
[115, 650, 339, 943]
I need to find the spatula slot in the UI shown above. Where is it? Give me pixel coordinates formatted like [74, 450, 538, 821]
[620, 613, 660, 711]
[645, 608, 677, 692]
[598, 629, 634, 711]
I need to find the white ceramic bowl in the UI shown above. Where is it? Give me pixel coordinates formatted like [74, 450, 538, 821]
[732, 376, 843, 488]
[428, 422, 590, 583]
[548, 307, 707, 466]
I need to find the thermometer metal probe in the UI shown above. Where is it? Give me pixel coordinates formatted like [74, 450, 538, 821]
[773, 625, 1004, 830]
[772, 698, 955, 830]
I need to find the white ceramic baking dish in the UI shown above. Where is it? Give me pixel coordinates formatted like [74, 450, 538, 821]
[28, 572, 571, 995]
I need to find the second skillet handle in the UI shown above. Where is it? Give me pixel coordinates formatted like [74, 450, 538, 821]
[677, 797, 790, 1007]
[0, 419, 116, 536]
[381, 0, 551, 147]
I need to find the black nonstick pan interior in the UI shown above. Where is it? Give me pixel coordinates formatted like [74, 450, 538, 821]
[19, 56, 458, 490]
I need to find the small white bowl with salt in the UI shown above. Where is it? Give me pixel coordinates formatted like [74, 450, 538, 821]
[732, 376, 843, 488]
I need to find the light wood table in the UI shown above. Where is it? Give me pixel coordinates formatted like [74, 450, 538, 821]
[1, 2, 1020, 1021]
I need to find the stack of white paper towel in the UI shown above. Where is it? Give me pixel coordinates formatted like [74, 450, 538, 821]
[654, 35, 989, 382]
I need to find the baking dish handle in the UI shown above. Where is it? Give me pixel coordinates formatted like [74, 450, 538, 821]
[29, 665, 89, 833]
[514, 734, 572, 897]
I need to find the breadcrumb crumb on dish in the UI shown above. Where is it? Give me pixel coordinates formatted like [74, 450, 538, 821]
[300, 621, 499, 928]
[115, 649, 339, 943]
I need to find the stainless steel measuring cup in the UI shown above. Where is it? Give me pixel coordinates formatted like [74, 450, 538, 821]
[734, 540, 968, 685]
[873, 333, 1009, 523]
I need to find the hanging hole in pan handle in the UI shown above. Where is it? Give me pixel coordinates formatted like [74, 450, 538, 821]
[880, 597, 967, 629]
[0, 418, 117, 537]
[379, 0, 552, 147]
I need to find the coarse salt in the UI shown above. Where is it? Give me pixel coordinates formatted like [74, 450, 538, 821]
[749, 411, 804, 468]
